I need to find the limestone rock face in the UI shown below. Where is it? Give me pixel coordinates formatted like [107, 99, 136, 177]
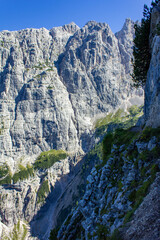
[0, 20, 143, 168]
[115, 18, 135, 75]
[0, 20, 144, 239]
[145, 3, 160, 127]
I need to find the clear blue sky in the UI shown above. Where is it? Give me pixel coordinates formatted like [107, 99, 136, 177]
[0, 0, 153, 33]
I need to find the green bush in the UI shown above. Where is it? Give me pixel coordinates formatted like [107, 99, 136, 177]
[34, 149, 68, 170]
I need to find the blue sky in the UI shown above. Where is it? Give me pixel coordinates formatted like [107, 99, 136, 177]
[0, 0, 152, 33]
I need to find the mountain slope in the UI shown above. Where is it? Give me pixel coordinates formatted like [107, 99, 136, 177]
[0, 19, 144, 240]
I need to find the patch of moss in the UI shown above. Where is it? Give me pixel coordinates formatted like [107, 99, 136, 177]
[34, 149, 68, 170]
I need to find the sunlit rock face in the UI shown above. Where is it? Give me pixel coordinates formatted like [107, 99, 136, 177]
[145, 3, 160, 127]
[0, 20, 143, 167]
[0, 19, 144, 239]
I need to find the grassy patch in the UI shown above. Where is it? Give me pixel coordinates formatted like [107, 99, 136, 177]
[12, 164, 34, 184]
[109, 229, 123, 240]
[37, 180, 49, 203]
[0, 164, 9, 178]
[0, 164, 12, 185]
[102, 132, 114, 164]
[34, 149, 68, 170]
[95, 106, 143, 137]
[114, 128, 139, 147]
[124, 173, 159, 224]
[49, 227, 59, 240]
[96, 224, 109, 240]
[140, 127, 160, 142]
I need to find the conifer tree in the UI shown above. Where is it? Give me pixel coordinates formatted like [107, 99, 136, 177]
[132, 0, 160, 88]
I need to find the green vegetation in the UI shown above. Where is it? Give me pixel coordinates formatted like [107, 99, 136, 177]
[157, 23, 160, 35]
[132, 0, 160, 87]
[140, 126, 160, 142]
[95, 106, 143, 137]
[47, 85, 54, 89]
[12, 164, 34, 184]
[0, 121, 5, 135]
[96, 224, 109, 240]
[114, 128, 139, 147]
[0, 164, 9, 178]
[102, 132, 114, 164]
[21, 224, 28, 240]
[34, 149, 68, 170]
[49, 227, 59, 240]
[0, 164, 12, 185]
[109, 229, 123, 240]
[124, 162, 159, 224]
[1, 220, 28, 240]
[37, 180, 49, 203]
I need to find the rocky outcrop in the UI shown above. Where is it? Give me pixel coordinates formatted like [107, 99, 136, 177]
[115, 18, 135, 75]
[57, 127, 160, 240]
[145, 2, 160, 127]
[122, 173, 160, 240]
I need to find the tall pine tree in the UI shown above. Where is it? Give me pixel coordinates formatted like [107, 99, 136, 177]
[132, 0, 160, 88]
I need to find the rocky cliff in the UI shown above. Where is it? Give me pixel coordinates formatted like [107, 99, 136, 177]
[50, 4, 160, 240]
[0, 19, 144, 240]
[0, 19, 142, 167]
[145, 2, 160, 127]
